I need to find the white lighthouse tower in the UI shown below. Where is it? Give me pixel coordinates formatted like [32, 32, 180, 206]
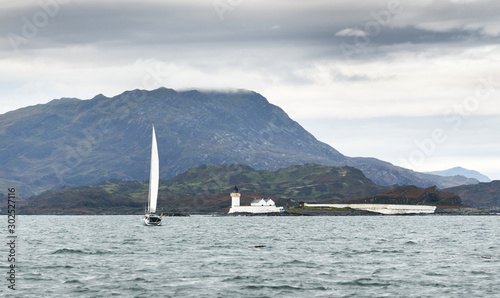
[230, 186, 240, 207]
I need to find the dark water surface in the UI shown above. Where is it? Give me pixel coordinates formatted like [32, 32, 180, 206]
[5, 215, 500, 297]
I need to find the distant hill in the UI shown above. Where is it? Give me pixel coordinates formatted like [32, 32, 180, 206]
[22, 163, 388, 214]
[425, 167, 491, 183]
[344, 185, 463, 206]
[444, 181, 500, 207]
[21, 185, 143, 215]
[0, 87, 478, 197]
[349, 159, 478, 189]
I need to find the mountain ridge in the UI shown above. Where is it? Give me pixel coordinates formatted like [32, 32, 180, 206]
[0, 87, 478, 197]
[425, 167, 491, 183]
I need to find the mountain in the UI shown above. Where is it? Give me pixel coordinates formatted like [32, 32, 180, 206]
[22, 163, 388, 214]
[347, 158, 478, 189]
[425, 167, 491, 183]
[344, 185, 463, 206]
[0, 87, 478, 197]
[444, 181, 500, 207]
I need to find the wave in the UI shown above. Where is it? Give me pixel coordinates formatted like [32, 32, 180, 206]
[245, 284, 304, 290]
[338, 278, 392, 287]
[52, 248, 113, 255]
[64, 279, 84, 284]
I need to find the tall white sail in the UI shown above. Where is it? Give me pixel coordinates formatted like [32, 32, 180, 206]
[148, 125, 159, 213]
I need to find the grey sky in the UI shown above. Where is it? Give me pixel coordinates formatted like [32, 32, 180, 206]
[1, 0, 499, 179]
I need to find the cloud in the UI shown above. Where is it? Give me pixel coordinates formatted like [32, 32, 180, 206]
[1, 0, 499, 116]
[394, 0, 500, 38]
[335, 28, 368, 37]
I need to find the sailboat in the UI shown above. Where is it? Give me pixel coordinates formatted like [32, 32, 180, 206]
[142, 125, 162, 226]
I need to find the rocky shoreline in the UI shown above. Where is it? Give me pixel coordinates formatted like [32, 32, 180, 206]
[9, 207, 500, 216]
[435, 207, 500, 215]
[222, 206, 500, 216]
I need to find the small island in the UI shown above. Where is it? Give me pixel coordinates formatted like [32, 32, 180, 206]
[228, 186, 285, 214]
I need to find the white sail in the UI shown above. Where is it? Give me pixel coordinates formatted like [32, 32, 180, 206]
[148, 125, 159, 213]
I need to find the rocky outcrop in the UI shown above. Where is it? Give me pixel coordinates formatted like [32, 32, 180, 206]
[445, 181, 500, 207]
[344, 185, 463, 206]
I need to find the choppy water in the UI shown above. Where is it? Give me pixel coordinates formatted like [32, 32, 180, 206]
[4, 215, 500, 297]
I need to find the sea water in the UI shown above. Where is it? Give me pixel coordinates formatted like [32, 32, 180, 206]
[4, 215, 500, 297]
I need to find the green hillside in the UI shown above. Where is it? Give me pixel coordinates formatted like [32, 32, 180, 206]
[22, 163, 387, 214]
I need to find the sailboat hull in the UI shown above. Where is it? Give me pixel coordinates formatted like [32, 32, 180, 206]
[141, 214, 163, 226]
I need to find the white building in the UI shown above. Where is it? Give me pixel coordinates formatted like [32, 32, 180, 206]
[250, 198, 275, 206]
[228, 186, 285, 214]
